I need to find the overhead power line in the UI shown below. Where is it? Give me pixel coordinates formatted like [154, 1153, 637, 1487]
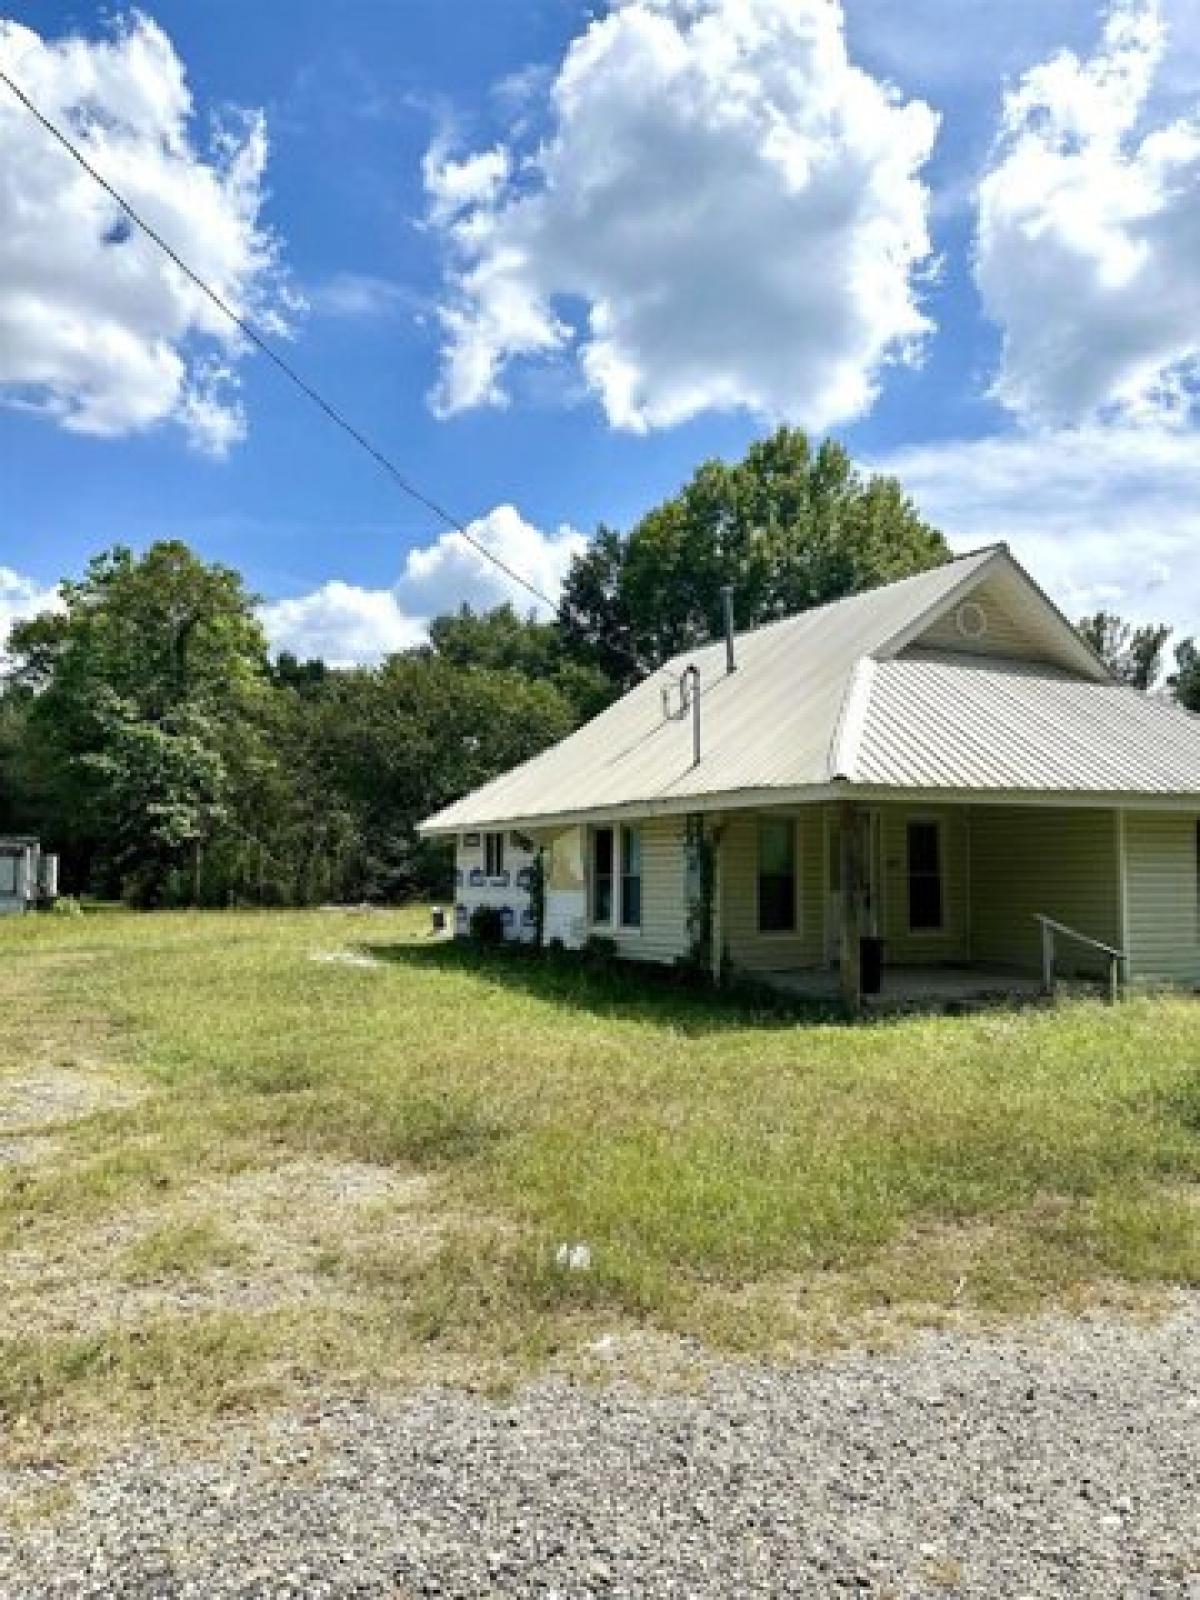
[0, 66, 649, 675]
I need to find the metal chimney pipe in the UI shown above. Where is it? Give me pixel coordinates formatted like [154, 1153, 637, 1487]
[682, 664, 701, 766]
[721, 585, 736, 673]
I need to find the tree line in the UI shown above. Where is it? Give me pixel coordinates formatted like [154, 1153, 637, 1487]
[1, 428, 1195, 906]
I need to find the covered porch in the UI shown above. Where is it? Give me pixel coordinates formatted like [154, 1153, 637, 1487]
[714, 797, 1130, 1014]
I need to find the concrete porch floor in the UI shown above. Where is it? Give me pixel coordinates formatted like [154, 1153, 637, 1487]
[763, 965, 1049, 1014]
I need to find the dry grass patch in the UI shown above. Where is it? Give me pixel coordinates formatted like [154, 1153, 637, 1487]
[0, 906, 1197, 1457]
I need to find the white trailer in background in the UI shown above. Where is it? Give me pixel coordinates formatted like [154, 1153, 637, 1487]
[0, 838, 59, 914]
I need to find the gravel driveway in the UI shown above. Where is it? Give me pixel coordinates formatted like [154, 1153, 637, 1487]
[2, 1296, 1197, 1598]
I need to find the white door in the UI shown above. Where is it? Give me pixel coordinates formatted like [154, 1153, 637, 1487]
[825, 809, 881, 963]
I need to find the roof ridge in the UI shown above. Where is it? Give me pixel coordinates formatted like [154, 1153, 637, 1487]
[661, 549, 990, 671]
[827, 657, 877, 781]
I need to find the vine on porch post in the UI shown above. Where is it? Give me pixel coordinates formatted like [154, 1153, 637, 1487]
[685, 814, 718, 979]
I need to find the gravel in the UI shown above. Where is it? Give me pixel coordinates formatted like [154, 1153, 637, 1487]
[1, 1296, 1197, 1598]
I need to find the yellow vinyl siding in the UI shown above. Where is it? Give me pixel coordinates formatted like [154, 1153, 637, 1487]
[968, 807, 1119, 976]
[878, 807, 969, 964]
[720, 811, 823, 972]
[1124, 812, 1200, 986]
[589, 816, 689, 965]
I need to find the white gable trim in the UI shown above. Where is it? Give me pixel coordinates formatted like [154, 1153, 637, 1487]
[874, 548, 1110, 682]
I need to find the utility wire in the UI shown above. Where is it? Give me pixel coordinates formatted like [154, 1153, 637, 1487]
[0, 66, 650, 676]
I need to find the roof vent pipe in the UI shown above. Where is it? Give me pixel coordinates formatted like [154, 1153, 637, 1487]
[721, 585, 736, 674]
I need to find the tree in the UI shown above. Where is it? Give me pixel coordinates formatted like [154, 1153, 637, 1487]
[307, 655, 578, 899]
[426, 602, 614, 720]
[5, 542, 274, 901]
[559, 429, 948, 680]
[1077, 611, 1172, 689]
[1169, 638, 1200, 712]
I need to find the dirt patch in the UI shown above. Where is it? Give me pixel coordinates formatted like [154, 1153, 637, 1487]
[0, 1157, 446, 1338]
[0, 1135, 61, 1169]
[0, 1069, 143, 1134]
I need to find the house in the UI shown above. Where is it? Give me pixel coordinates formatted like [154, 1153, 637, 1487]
[419, 546, 1200, 1010]
[0, 837, 58, 915]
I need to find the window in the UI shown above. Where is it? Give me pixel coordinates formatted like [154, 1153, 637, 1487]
[0, 853, 17, 897]
[907, 820, 944, 932]
[758, 817, 796, 933]
[591, 826, 614, 924]
[484, 831, 506, 878]
[620, 825, 642, 928]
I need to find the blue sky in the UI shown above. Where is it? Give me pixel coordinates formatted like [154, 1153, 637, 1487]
[3, 0, 1200, 662]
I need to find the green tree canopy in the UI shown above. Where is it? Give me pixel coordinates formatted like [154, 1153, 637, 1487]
[1169, 638, 1200, 712]
[560, 428, 949, 681]
[1076, 611, 1172, 690]
[5, 542, 272, 901]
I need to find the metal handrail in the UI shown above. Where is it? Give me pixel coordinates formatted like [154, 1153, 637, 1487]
[1034, 913, 1128, 1004]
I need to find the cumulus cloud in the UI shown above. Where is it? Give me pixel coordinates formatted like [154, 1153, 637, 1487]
[976, 0, 1200, 426]
[0, 567, 61, 660]
[425, 0, 939, 433]
[0, 13, 294, 453]
[875, 427, 1200, 633]
[258, 582, 425, 669]
[260, 505, 585, 665]
[395, 503, 585, 618]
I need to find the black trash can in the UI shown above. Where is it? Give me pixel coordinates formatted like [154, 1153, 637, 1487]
[860, 936, 884, 996]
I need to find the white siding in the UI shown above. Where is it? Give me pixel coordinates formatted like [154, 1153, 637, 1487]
[1125, 812, 1200, 987]
[968, 807, 1120, 976]
[720, 810, 824, 972]
[587, 817, 689, 965]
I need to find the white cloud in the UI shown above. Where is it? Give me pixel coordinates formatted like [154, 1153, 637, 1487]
[260, 505, 584, 665]
[259, 582, 425, 669]
[426, 0, 939, 433]
[976, 0, 1200, 427]
[0, 13, 294, 454]
[395, 503, 585, 618]
[0, 567, 61, 660]
[306, 272, 425, 321]
[875, 427, 1200, 634]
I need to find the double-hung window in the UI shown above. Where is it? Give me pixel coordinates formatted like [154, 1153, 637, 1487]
[484, 831, 506, 878]
[757, 817, 796, 933]
[620, 826, 642, 928]
[591, 826, 615, 924]
[906, 819, 944, 932]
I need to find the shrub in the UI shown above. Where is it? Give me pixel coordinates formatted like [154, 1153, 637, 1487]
[469, 905, 506, 946]
[581, 934, 620, 971]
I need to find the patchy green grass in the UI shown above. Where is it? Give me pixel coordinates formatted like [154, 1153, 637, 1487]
[0, 906, 1197, 1447]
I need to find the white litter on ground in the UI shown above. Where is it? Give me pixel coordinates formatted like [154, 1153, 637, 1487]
[309, 950, 385, 970]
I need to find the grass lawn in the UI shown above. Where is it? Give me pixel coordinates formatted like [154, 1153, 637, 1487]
[1, 906, 1198, 1452]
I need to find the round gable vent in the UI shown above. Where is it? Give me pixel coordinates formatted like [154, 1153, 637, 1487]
[955, 600, 988, 640]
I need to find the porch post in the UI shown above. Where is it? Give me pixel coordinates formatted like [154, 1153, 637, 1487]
[839, 800, 863, 1016]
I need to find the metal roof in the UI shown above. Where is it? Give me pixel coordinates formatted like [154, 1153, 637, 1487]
[419, 547, 1200, 834]
[852, 652, 1200, 795]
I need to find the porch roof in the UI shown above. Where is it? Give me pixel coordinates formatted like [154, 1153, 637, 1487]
[850, 652, 1200, 796]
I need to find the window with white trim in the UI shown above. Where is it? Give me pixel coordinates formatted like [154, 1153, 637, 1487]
[484, 831, 506, 878]
[906, 819, 944, 932]
[620, 825, 642, 929]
